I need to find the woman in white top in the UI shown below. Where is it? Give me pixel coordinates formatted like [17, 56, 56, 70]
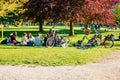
[21, 33, 28, 45]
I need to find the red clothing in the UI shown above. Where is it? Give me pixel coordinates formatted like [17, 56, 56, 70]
[84, 29, 89, 35]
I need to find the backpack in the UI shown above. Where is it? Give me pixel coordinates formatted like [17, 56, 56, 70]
[1, 39, 7, 44]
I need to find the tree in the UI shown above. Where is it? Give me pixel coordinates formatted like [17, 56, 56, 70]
[23, 0, 120, 35]
[51, 0, 120, 35]
[0, 0, 28, 26]
[49, 0, 84, 36]
[23, 0, 57, 31]
[114, 3, 120, 24]
[80, 0, 120, 25]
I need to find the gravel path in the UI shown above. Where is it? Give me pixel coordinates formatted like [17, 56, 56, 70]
[0, 50, 120, 80]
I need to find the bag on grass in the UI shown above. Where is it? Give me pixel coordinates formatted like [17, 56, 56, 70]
[1, 39, 7, 44]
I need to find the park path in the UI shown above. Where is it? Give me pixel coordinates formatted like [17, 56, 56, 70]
[0, 50, 120, 80]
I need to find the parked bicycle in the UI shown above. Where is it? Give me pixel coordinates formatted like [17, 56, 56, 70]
[99, 34, 114, 48]
[46, 30, 70, 48]
[76, 30, 114, 49]
[75, 28, 93, 49]
[76, 35, 91, 49]
[94, 30, 114, 48]
[46, 36, 70, 48]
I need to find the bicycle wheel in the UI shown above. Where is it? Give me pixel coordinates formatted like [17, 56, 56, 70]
[61, 36, 70, 47]
[46, 37, 55, 48]
[104, 40, 114, 48]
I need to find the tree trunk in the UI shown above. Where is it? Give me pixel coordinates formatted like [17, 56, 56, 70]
[69, 21, 74, 36]
[39, 20, 44, 32]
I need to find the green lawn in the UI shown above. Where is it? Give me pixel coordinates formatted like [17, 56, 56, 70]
[0, 45, 117, 66]
[0, 26, 120, 66]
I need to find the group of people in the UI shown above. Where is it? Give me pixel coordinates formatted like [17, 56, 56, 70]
[1, 28, 120, 47]
[1, 28, 61, 46]
[21, 32, 43, 46]
[2, 32, 43, 46]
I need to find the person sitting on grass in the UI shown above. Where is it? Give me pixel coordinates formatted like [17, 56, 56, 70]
[34, 33, 43, 46]
[87, 33, 102, 47]
[9, 31, 20, 45]
[21, 32, 28, 45]
[54, 32, 61, 46]
[48, 28, 56, 37]
[43, 34, 49, 46]
[110, 34, 114, 41]
[27, 33, 35, 46]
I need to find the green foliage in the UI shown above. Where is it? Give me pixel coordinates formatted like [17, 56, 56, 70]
[114, 4, 120, 14]
[0, 0, 28, 17]
[0, 0, 28, 26]
[114, 3, 120, 24]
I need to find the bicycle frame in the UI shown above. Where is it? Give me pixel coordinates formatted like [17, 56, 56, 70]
[100, 36, 114, 48]
[46, 36, 70, 48]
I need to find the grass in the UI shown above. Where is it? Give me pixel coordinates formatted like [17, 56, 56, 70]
[0, 45, 115, 66]
[0, 26, 120, 66]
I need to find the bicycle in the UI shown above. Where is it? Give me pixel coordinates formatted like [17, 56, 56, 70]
[76, 35, 91, 49]
[76, 29, 92, 49]
[88, 31, 114, 48]
[46, 34, 70, 48]
[99, 34, 114, 48]
[76, 30, 114, 49]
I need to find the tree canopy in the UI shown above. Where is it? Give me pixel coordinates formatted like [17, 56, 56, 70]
[52, 0, 120, 25]
[23, 0, 57, 31]
[0, 0, 27, 16]
[0, 0, 28, 25]
[23, 0, 120, 35]
[114, 3, 120, 24]
[23, 0, 120, 24]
